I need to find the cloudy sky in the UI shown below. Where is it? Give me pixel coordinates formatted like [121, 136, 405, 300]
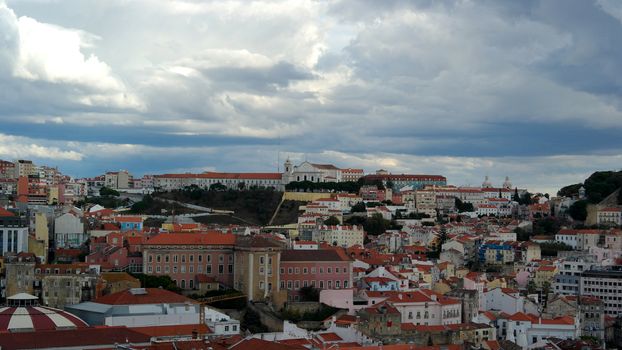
[1, 0, 622, 194]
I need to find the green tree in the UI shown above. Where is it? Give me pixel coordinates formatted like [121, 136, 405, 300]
[100, 186, 120, 197]
[539, 242, 573, 257]
[324, 216, 341, 225]
[568, 200, 588, 221]
[350, 202, 366, 213]
[364, 213, 390, 235]
[455, 198, 474, 212]
[299, 286, 320, 302]
[209, 182, 227, 191]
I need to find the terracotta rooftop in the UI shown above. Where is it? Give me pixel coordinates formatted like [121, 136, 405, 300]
[145, 232, 237, 246]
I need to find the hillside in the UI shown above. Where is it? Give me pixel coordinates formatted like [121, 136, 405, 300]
[558, 170, 622, 204]
[559, 170, 622, 222]
[154, 188, 284, 226]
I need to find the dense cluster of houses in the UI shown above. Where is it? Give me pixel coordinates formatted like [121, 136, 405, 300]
[0, 158, 621, 349]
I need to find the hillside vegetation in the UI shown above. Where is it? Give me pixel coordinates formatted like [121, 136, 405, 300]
[155, 186, 284, 225]
[559, 170, 622, 221]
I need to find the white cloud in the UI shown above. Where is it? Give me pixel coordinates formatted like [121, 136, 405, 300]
[0, 134, 83, 161]
[0, 1, 142, 109]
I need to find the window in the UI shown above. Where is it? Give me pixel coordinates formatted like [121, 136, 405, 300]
[319, 267, 324, 274]
[225, 325, 230, 332]
[319, 281, 324, 288]
[280, 268, 285, 274]
[260, 281, 265, 290]
[148, 255, 153, 263]
[336, 280, 340, 289]
[189, 254, 194, 262]
[303, 268, 308, 274]
[207, 254, 211, 262]
[165, 266, 170, 273]
[260, 256, 265, 265]
[344, 280, 348, 288]
[173, 255, 178, 263]
[148, 266, 153, 273]
[181, 280, 186, 289]
[181, 255, 186, 263]
[327, 267, 332, 273]
[295, 267, 300, 274]
[189, 265, 194, 273]
[156, 255, 161, 263]
[189, 280, 194, 289]
[228, 264, 233, 273]
[219, 255, 224, 263]
[198, 255, 202, 262]
[287, 281, 292, 289]
[156, 266, 161, 273]
[181, 265, 186, 273]
[295, 281, 300, 289]
[219, 265, 224, 274]
[165, 255, 170, 263]
[206, 265, 212, 274]
[288, 268, 293, 274]
[173, 266, 178, 273]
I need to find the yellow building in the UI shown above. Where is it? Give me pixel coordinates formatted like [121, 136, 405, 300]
[535, 265, 558, 289]
[233, 235, 287, 306]
[28, 236, 46, 260]
[486, 277, 508, 290]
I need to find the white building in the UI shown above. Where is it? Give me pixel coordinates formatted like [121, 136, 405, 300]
[580, 266, 622, 316]
[501, 312, 578, 349]
[315, 225, 364, 248]
[282, 159, 342, 184]
[204, 306, 240, 335]
[597, 207, 622, 226]
[0, 209, 29, 255]
[65, 288, 202, 327]
[54, 212, 86, 248]
[555, 229, 578, 249]
[483, 287, 538, 315]
[552, 255, 597, 296]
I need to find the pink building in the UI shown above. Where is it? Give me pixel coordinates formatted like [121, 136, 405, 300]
[280, 249, 353, 301]
[142, 232, 237, 290]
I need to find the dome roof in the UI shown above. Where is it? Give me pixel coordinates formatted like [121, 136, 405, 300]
[0, 305, 88, 332]
[0, 293, 88, 332]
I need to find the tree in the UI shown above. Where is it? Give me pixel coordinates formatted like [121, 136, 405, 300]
[568, 200, 588, 221]
[209, 182, 227, 191]
[299, 286, 320, 302]
[514, 227, 530, 241]
[350, 202, 366, 213]
[99, 186, 120, 197]
[513, 188, 520, 202]
[237, 182, 246, 190]
[455, 198, 474, 212]
[364, 213, 390, 235]
[324, 216, 340, 225]
[557, 183, 583, 197]
[539, 242, 573, 257]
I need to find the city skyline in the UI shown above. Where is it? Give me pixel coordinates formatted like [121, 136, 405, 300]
[1, 0, 622, 195]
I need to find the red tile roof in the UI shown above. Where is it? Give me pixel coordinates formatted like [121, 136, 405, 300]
[145, 232, 237, 246]
[0, 326, 151, 349]
[0, 208, 15, 217]
[114, 216, 143, 223]
[94, 288, 196, 305]
[132, 324, 211, 337]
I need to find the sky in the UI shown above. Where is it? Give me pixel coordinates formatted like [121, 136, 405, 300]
[1, 0, 622, 194]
